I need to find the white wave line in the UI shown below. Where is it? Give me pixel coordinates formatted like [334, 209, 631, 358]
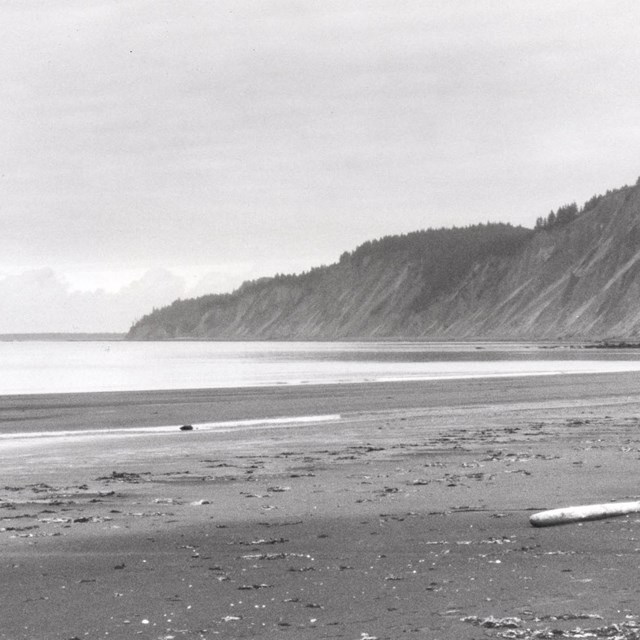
[0, 413, 342, 441]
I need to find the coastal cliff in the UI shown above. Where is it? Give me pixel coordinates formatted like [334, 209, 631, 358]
[128, 181, 640, 340]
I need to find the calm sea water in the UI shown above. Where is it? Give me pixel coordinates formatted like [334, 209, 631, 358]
[2, 340, 640, 396]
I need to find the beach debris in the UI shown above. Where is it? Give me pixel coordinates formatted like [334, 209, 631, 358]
[237, 583, 272, 590]
[241, 551, 311, 561]
[189, 499, 210, 506]
[459, 619, 640, 639]
[461, 615, 523, 629]
[236, 537, 288, 546]
[74, 515, 112, 524]
[530, 501, 640, 527]
[38, 517, 72, 524]
[481, 536, 515, 544]
[241, 552, 287, 561]
[28, 483, 56, 493]
[96, 471, 149, 483]
[537, 614, 604, 622]
[267, 485, 290, 492]
[180, 425, 193, 431]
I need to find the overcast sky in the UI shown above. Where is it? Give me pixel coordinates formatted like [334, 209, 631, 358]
[2, 1, 640, 332]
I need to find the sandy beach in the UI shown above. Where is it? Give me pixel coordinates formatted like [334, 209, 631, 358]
[3, 371, 640, 639]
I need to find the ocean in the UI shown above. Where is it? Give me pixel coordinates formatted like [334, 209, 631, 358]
[2, 340, 640, 396]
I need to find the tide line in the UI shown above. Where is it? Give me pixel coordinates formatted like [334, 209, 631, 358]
[0, 413, 342, 442]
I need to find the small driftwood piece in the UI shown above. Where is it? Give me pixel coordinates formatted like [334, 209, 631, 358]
[530, 501, 640, 527]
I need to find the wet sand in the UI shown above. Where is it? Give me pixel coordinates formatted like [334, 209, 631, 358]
[2, 372, 640, 639]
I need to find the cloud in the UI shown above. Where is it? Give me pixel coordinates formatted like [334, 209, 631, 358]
[3, 1, 640, 309]
[0, 267, 187, 333]
[0, 263, 280, 332]
[0, 257, 326, 332]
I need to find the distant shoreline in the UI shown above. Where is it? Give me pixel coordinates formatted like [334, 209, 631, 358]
[0, 332, 632, 348]
[0, 332, 126, 341]
[2, 333, 640, 350]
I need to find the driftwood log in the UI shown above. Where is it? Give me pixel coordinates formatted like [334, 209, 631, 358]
[530, 501, 640, 527]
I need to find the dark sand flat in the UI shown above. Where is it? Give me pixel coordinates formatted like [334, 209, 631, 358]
[2, 372, 640, 639]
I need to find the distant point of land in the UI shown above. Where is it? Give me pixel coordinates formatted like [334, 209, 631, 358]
[0, 333, 126, 342]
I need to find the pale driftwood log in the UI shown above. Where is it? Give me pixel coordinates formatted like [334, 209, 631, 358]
[530, 501, 640, 527]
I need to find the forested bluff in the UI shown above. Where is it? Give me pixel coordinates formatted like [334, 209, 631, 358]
[128, 179, 640, 341]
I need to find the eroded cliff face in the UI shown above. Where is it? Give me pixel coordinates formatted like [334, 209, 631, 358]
[433, 185, 640, 339]
[128, 183, 640, 340]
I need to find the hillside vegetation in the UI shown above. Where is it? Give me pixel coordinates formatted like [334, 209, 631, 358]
[128, 180, 640, 340]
